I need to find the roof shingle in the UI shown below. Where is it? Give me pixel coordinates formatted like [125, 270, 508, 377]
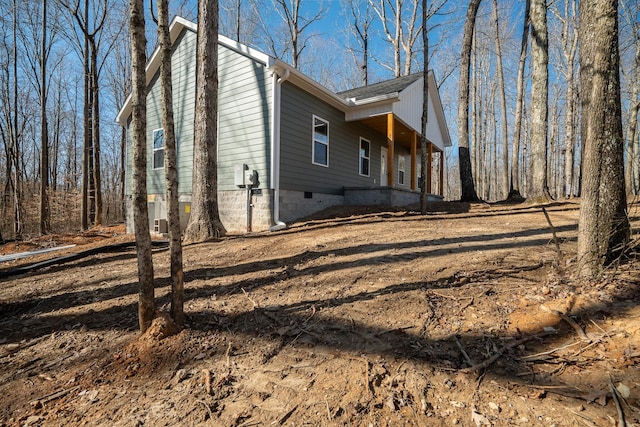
[338, 73, 423, 101]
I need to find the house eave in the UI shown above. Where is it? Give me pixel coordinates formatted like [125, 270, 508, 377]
[351, 92, 400, 106]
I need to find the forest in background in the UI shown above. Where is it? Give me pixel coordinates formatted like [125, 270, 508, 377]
[1, 0, 639, 240]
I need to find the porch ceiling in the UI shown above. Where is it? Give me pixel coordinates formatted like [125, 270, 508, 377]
[357, 115, 442, 152]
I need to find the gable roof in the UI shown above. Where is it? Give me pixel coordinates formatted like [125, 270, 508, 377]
[115, 17, 451, 149]
[115, 16, 275, 126]
[338, 74, 423, 101]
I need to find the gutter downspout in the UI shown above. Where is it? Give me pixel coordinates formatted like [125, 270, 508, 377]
[269, 68, 290, 231]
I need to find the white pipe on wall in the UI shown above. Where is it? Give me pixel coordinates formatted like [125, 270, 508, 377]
[269, 68, 290, 232]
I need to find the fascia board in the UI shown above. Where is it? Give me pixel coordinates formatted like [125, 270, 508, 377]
[428, 71, 452, 147]
[218, 34, 274, 66]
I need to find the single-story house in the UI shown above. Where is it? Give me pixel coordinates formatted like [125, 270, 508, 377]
[116, 16, 452, 234]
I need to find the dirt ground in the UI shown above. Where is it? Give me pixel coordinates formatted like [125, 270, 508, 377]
[1, 201, 639, 427]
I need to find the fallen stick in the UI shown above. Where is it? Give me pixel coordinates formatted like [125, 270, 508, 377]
[610, 378, 627, 427]
[30, 385, 80, 406]
[520, 339, 581, 361]
[541, 305, 590, 341]
[455, 336, 475, 367]
[542, 207, 563, 265]
[272, 404, 298, 425]
[460, 332, 554, 373]
[202, 369, 212, 395]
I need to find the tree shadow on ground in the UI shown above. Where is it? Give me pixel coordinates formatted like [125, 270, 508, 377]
[282, 202, 579, 236]
[0, 223, 576, 323]
[2, 255, 638, 420]
[2, 205, 637, 424]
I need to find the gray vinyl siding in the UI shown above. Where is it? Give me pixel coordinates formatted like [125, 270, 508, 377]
[125, 28, 272, 195]
[146, 29, 197, 195]
[279, 82, 387, 194]
[125, 29, 197, 196]
[217, 46, 272, 191]
[394, 146, 412, 189]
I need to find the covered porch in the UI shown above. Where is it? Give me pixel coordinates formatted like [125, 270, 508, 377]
[340, 72, 450, 199]
[358, 112, 444, 196]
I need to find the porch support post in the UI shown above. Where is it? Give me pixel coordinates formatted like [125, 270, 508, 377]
[387, 113, 395, 187]
[410, 131, 417, 190]
[439, 150, 444, 196]
[427, 142, 433, 193]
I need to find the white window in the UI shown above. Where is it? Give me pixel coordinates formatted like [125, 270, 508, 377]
[359, 138, 370, 176]
[153, 128, 164, 170]
[312, 116, 329, 167]
[398, 155, 405, 185]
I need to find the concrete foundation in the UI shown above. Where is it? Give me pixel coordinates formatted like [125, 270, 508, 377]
[126, 186, 443, 235]
[344, 187, 442, 206]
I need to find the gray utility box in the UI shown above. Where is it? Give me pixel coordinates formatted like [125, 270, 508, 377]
[235, 164, 258, 187]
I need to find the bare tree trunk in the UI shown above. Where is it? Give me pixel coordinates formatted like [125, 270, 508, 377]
[129, 0, 155, 332]
[625, 41, 639, 195]
[81, 0, 90, 231]
[273, 0, 323, 70]
[457, 0, 481, 202]
[12, 0, 22, 238]
[420, 0, 428, 214]
[51, 84, 61, 194]
[577, 0, 630, 278]
[528, 0, 551, 203]
[564, 79, 577, 198]
[509, 0, 529, 201]
[348, 0, 372, 86]
[158, 0, 184, 329]
[492, 0, 508, 200]
[91, 40, 103, 226]
[61, 0, 109, 229]
[40, 0, 50, 235]
[236, 0, 241, 42]
[560, 0, 578, 198]
[548, 90, 558, 198]
[184, 0, 226, 244]
[628, 98, 639, 194]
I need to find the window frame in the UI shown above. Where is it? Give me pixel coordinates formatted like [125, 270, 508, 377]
[152, 128, 164, 170]
[398, 155, 406, 185]
[359, 137, 370, 177]
[312, 115, 329, 167]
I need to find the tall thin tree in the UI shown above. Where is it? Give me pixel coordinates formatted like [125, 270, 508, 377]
[158, 0, 184, 328]
[39, 0, 50, 235]
[457, 0, 481, 202]
[129, 0, 155, 332]
[509, 0, 529, 200]
[492, 0, 508, 200]
[12, 0, 22, 238]
[60, 0, 109, 229]
[272, 0, 324, 69]
[554, 0, 579, 198]
[528, 0, 551, 202]
[420, 0, 429, 214]
[346, 0, 373, 86]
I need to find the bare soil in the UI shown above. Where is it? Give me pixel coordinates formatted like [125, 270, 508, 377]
[1, 201, 639, 427]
